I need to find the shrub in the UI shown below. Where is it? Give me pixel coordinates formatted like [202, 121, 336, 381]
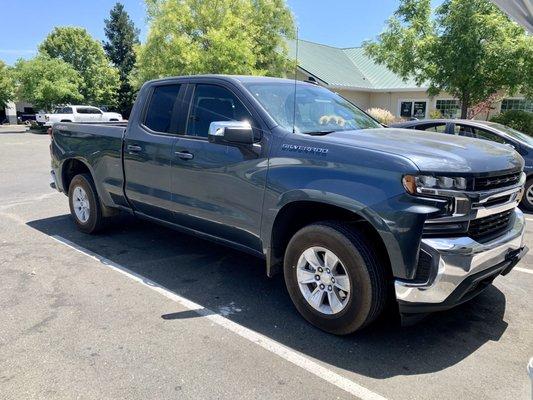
[429, 109, 443, 119]
[366, 108, 396, 125]
[490, 110, 533, 135]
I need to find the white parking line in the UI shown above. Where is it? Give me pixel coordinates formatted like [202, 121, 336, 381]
[515, 267, 533, 275]
[525, 217, 533, 222]
[51, 235, 388, 400]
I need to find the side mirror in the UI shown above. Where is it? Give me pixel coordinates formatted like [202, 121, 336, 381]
[208, 121, 254, 145]
[504, 142, 516, 150]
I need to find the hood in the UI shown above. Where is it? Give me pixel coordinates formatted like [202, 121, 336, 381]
[324, 128, 523, 175]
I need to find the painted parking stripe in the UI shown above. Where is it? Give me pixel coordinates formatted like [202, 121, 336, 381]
[51, 235, 388, 400]
[515, 267, 533, 275]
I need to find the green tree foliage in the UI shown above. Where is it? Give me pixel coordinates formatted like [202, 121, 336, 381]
[14, 56, 83, 111]
[133, 0, 294, 87]
[39, 27, 119, 106]
[364, 0, 533, 118]
[103, 2, 140, 116]
[491, 110, 533, 135]
[0, 60, 14, 107]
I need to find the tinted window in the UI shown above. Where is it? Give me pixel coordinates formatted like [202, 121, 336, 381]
[76, 107, 91, 114]
[454, 124, 506, 144]
[416, 123, 447, 133]
[187, 84, 252, 137]
[144, 84, 181, 133]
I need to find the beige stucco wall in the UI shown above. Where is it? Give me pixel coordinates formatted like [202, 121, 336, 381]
[334, 89, 371, 111]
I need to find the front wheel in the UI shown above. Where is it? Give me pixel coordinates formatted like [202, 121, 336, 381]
[284, 222, 388, 335]
[68, 173, 106, 234]
[521, 178, 533, 211]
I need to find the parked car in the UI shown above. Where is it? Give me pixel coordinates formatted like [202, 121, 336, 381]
[391, 119, 533, 210]
[36, 105, 122, 127]
[49, 76, 527, 334]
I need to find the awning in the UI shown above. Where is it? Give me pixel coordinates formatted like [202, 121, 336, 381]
[491, 0, 533, 32]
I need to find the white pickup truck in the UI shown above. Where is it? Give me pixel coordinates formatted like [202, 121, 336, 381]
[37, 105, 122, 127]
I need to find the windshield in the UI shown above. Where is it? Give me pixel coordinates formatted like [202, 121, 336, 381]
[483, 121, 533, 147]
[244, 82, 381, 134]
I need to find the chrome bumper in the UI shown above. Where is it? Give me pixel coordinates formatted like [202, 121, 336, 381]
[395, 207, 526, 305]
[50, 170, 58, 190]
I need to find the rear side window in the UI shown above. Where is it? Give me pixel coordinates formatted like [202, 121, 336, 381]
[416, 123, 447, 133]
[187, 84, 252, 137]
[454, 125, 507, 144]
[144, 84, 182, 133]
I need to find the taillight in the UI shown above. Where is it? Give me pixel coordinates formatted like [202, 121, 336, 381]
[47, 127, 53, 139]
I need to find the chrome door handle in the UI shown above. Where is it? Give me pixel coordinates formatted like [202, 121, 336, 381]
[175, 151, 194, 160]
[127, 144, 142, 152]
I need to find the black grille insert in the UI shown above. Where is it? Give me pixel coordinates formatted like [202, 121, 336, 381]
[474, 172, 521, 191]
[468, 209, 513, 241]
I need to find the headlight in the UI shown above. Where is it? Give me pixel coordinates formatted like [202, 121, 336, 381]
[403, 174, 467, 195]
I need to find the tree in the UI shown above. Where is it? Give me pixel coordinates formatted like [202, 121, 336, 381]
[0, 60, 14, 107]
[132, 0, 294, 87]
[14, 56, 83, 111]
[39, 27, 119, 106]
[103, 2, 140, 117]
[364, 0, 533, 118]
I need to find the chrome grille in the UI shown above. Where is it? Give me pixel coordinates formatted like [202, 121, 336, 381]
[468, 209, 513, 241]
[473, 172, 521, 191]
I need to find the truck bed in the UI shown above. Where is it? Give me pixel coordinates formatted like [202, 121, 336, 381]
[51, 121, 128, 209]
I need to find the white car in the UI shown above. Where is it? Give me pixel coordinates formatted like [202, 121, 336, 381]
[36, 105, 123, 127]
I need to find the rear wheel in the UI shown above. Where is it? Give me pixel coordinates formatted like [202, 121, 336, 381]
[68, 173, 106, 234]
[284, 222, 388, 335]
[522, 178, 533, 211]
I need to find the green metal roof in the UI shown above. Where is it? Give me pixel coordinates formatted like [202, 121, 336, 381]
[287, 39, 425, 91]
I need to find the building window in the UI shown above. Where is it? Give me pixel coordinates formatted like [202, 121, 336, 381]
[501, 98, 533, 113]
[399, 100, 427, 119]
[436, 99, 460, 118]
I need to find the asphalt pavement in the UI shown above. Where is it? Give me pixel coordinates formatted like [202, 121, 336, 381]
[0, 132, 532, 399]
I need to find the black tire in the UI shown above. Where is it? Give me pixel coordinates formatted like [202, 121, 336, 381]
[521, 178, 533, 211]
[68, 173, 105, 234]
[284, 222, 388, 335]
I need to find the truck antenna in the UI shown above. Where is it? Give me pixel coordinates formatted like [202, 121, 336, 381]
[292, 27, 299, 134]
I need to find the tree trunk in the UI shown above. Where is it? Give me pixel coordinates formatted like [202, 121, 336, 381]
[460, 93, 469, 119]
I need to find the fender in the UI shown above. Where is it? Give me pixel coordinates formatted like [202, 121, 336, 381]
[262, 188, 444, 280]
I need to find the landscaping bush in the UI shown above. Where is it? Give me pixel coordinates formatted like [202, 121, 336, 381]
[490, 110, 533, 135]
[366, 108, 396, 125]
[429, 109, 443, 119]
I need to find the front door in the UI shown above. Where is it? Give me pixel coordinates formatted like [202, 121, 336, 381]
[123, 82, 185, 221]
[169, 82, 268, 251]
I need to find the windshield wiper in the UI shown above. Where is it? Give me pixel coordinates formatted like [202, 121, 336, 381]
[301, 130, 336, 136]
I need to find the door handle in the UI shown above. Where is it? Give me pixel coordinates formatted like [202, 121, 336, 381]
[175, 151, 194, 160]
[127, 144, 142, 153]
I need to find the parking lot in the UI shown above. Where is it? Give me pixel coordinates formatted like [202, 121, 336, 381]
[1, 131, 532, 400]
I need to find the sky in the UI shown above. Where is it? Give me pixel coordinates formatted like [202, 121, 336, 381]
[0, 0, 442, 66]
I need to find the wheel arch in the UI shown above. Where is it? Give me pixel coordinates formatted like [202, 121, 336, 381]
[266, 199, 393, 281]
[61, 157, 93, 193]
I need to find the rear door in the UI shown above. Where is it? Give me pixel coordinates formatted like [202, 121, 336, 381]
[169, 80, 268, 251]
[123, 82, 186, 221]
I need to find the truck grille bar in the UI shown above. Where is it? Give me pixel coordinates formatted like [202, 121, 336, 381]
[467, 209, 514, 241]
[473, 171, 521, 191]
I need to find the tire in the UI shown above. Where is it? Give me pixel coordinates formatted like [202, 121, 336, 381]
[521, 178, 533, 211]
[68, 173, 106, 234]
[284, 222, 388, 335]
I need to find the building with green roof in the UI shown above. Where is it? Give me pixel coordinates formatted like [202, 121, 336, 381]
[288, 39, 531, 121]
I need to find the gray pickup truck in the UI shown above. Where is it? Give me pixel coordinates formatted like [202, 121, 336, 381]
[50, 75, 527, 334]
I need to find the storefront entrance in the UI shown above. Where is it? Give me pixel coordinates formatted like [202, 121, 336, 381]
[399, 100, 428, 119]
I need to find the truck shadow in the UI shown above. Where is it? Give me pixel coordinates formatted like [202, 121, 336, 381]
[27, 214, 509, 379]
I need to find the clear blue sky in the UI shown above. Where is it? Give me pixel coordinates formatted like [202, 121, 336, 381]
[0, 0, 442, 65]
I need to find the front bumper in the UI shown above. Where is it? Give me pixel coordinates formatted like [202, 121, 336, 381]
[395, 207, 527, 314]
